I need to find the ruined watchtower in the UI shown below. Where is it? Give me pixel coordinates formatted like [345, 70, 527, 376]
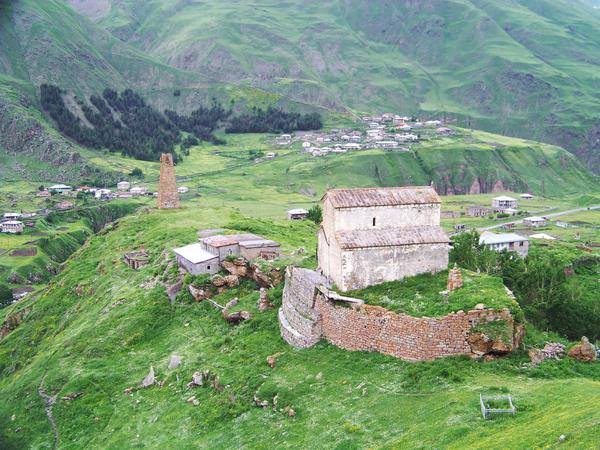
[157, 153, 180, 209]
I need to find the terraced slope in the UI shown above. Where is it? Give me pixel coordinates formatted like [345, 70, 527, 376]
[67, 0, 600, 172]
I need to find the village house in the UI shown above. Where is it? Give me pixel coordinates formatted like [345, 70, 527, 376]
[130, 186, 147, 196]
[117, 181, 131, 191]
[265, 152, 276, 159]
[302, 141, 311, 149]
[520, 193, 534, 200]
[3, 212, 22, 220]
[492, 195, 518, 211]
[466, 205, 493, 217]
[173, 243, 220, 275]
[425, 120, 442, 127]
[524, 216, 547, 227]
[504, 208, 519, 216]
[436, 127, 453, 135]
[94, 189, 112, 199]
[318, 186, 449, 291]
[287, 208, 309, 220]
[1, 220, 24, 234]
[55, 200, 74, 210]
[200, 233, 281, 262]
[116, 192, 133, 199]
[177, 186, 189, 194]
[375, 140, 399, 149]
[48, 184, 72, 194]
[479, 232, 529, 257]
[36, 190, 51, 198]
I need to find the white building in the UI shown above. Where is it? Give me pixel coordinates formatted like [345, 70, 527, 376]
[375, 141, 399, 149]
[265, 152, 276, 159]
[288, 208, 309, 220]
[479, 232, 529, 257]
[177, 186, 189, 194]
[173, 243, 220, 275]
[520, 193, 534, 199]
[94, 189, 112, 199]
[524, 216, 546, 227]
[48, 184, 72, 194]
[130, 186, 147, 195]
[117, 181, 131, 191]
[492, 196, 518, 210]
[302, 141, 311, 149]
[3, 212, 21, 220]
[317, 186, 449, 291]
[1, 220, 24, 234]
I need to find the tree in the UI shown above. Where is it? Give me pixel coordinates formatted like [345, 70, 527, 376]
[307, 205, 322, 224]
[130, 168, 144, 178]
[0, 284, 13, 308]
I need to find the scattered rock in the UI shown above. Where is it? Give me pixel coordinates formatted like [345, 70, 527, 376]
[61, 392, 83, 401]
[111, 299, 126, 308]
[559, 435, 567, 443]
[296, 247, 305, 254]
[124, 387, 134, 395]
[223, 310, 252, 325]
[212, 275, 226, 287]
[225, 298, 239, 309]
[224, 274, 239, 287]
[474, 303, 485, 310]
[568, 337, 597, 362]
[257, 288, 273, 312]
[267, 352, 283, 369]
[186, 396, 200, 406]
[168, 355, 181, 369]
[142, 366, 155, 388]
[7, 272, 23, 284]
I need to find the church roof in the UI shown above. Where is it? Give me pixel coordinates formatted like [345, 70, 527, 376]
[335, 227, 449, 249]
[323, 186, 440, 209]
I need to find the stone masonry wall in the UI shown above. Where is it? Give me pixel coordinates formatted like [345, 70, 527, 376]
[157, 153, 180, 209]
[279, 267, 326, 348]
[279, 266, 520, 361]
[314, 295, 516, 361]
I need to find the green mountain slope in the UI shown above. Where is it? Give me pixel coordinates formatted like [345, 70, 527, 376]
[66, 0, 600, 172]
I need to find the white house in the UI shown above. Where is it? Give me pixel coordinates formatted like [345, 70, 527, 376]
[130, 186, 147, 195]
[95, 189, 112, 199]
[117, 181, 131, 191]
[302, 141, 311, 149]
[177, 186, 189, 194]
[375, 141, 399, 149]
[479, 232, 529, 257]
[265, 152, 276, 159]
[48, 184, 72, 194]
[3, 212, 21, 220]
[492, 196, 518, 210]
[1, 220, 24, 234]
[520, 193, 534, 200]
[287, 208, 309, 220]
[524, 216, 546, 227]
[173, 243, 220, 275]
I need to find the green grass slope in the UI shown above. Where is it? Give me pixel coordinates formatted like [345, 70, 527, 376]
[0, 205, 599, 449]
[68, 0, 600, 172]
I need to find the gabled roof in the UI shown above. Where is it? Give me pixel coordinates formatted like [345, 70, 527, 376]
[335, 227, 449, 249]
[492, 195, 517, 201]
[173, 243, 218, 264]
[323, 186, 440, 209]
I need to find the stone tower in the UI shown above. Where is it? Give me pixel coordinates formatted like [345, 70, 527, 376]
[157, 153, 180, 209]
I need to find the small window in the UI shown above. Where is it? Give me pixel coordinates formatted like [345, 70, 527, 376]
[519, 242, 524, 247]
[372, 217, 376, 226]
[207, 265, 211, 270]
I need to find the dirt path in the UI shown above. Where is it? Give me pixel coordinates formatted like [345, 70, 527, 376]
[38, 374, 59, 449]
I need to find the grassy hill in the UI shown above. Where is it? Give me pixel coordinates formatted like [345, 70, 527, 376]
[66, 0, 600, 172]
[1, 205, 599, 449]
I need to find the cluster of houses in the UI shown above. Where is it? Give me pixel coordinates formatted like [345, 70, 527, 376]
[278, 113, 450, 158]
[465, 194, 546, 226]
[173, 232, 281, 276]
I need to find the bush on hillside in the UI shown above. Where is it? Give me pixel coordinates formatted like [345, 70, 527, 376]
[0, 284, 13, 308]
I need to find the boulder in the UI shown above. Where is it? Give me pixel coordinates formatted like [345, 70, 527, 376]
[257, 288, 273, 312]
[224, 274, 240, 287]
[568, 337, 597, 362]
[168, 355, 181, 369]
[188, 284, 211, 301]
[212, 275, 226, 287]
[267, 352, 283, 368]
[142, 366, 155, 387]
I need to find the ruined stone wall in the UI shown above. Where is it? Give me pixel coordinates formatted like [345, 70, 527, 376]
[279, 267, 326, 348]
[314, 295, 517, 361]
[339, 243, 449, 291]
[334, 203, 440, 231]
[317, 227, 342, 286]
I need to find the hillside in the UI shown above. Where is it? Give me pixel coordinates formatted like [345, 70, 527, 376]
[1, 206, 599, 449]
[66, 0, 600, 173]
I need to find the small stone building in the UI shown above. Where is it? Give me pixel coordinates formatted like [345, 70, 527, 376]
[317, 186, 449, 291]
[173, 243, 220, 275]
[200, 234, 280, 262]
[492, 196, 518, 211]
[287, 208, 309, 220]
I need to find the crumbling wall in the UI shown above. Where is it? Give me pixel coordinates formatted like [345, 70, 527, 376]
[279, 267, 326, 348]
[315, 296, 518, 361]
[279, 266, 521, 361]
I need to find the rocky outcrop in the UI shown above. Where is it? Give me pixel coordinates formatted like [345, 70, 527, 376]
[568, 337, 597, 362]
[222, 258, 283, 288]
